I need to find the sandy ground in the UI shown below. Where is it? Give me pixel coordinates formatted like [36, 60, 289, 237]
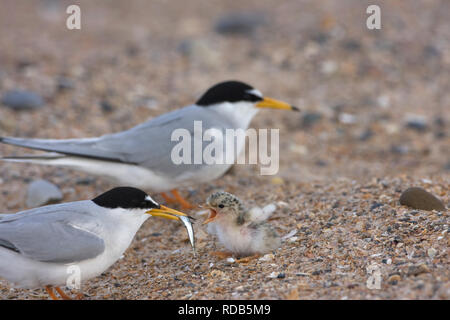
[0, 0, 448, 299]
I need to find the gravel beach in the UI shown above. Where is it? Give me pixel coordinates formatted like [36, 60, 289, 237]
[0, 0, 448, 299]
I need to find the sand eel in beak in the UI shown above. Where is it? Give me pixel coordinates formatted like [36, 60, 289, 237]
[0, 81, 298, 209]
[203, 191, 281, 262]
[0, 187, 194, 299]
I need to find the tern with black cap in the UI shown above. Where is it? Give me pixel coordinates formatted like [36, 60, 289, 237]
[0, 81, 298, 208]
[0, 187, 194, 299]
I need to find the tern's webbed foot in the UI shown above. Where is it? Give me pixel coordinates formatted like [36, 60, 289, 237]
[45, 286, 84, 300]
[45, 286, 59, 300]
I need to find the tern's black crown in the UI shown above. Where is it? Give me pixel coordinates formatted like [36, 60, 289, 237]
[92, 187, 159, 210]
[196, 81, 263, 106]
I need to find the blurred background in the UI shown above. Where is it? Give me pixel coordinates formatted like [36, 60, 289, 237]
[0, 0, 449, 203]
[0, 0, 448, 300]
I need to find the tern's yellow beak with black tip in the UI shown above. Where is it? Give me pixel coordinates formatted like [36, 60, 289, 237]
[146, 205, 188, 221]
[256, 97, 299, 111]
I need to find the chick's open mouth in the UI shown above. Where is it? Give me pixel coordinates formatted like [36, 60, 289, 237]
[203, 208, 218, 224]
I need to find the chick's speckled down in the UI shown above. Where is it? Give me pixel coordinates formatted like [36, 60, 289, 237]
[205, 191, 281, 257]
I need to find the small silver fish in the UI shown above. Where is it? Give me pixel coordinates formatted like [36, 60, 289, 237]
[179, 215, 196, 255]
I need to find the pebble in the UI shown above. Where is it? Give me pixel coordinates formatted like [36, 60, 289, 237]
[99, 100, 115, 113]
[338, 113, 357, 124]
[405, 115, 428, 132]
[407, 264, 430, 276]
[1, 89, 45, 110]
[214, 12, 266, 35]
[310, 32, 329, 45]
[210, 270, 226, 278]
[370, 202, 383, 211]
[358, 129, 373, 141]
[271, 177, 284, 185]
[427, 248, 437, 259]
[26, 179, 63, 207]
[321, 60, 338, 75]
[226, 257, 235, 263]
[259, 254, 274, 262]
[377, 95, 390, 108]
[399, 187, 445, 211]
[341, 39, 361, 51]
[388, 274, 401, 285]
[301, 112, 322, 128]
[177, 39, 220, 67]
[56, 77, 75, 91]
[445, 161, 450, 171]
[390, 145, 409, 155]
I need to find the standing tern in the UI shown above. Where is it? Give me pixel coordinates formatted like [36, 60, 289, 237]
[0, 81, 298, 208]
[0, 187, 194, 299]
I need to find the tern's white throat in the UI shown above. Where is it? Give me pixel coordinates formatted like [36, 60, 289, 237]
[209, 101, 259, 130]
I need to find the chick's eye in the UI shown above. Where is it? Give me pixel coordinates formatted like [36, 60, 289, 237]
[218, 204, 224, 208]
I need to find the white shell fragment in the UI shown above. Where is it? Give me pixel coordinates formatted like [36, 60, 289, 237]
[281, 229, 298, 241]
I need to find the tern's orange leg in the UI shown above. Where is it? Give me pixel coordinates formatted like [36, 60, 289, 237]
[160, 190, 194, 209]
[236, 254, 261, 263]
[160, 192, 176, 204]
[45, 286, 59, 300]
[210, 251, 233, 259]
[170, 189, 194, 209]
[55, 287, 85, 300]
[55, 287, 72, 300]
[171, 189, 194, 209]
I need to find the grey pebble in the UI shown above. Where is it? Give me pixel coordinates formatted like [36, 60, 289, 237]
[56, 77, 75, 91]
[405, 116, 428, 132]
[301, 112, 322, 128]
[215, 12, 266, 35]
[26, 179, 63, 208]
[1, 89, 45, 110]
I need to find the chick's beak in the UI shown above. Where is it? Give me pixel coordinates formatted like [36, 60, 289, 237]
[146, 205, 188, 221]
[256, 97, 299, 111]
[203, 207, 218, 225]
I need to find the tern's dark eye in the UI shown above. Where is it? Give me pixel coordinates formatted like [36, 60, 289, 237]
[244, 93, 262, 102]
[218, 204, 225, 208]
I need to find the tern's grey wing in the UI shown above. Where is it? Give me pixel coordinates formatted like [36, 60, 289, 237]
[0, 202, 105, 263]
[1, 105, 236, 177]
[1, 105, 233, 162]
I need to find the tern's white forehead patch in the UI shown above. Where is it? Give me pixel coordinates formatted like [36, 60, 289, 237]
[247, 89, 263, 98]
[145, 195, 159, 207]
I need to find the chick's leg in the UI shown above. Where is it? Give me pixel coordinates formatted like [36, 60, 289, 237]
[236, 254, 261, 263]
[210, 251, 233, 259]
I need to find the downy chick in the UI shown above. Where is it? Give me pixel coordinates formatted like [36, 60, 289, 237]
[203, 191, 281, 258]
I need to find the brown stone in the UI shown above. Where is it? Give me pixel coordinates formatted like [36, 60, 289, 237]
[399, 187, 446, 211]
